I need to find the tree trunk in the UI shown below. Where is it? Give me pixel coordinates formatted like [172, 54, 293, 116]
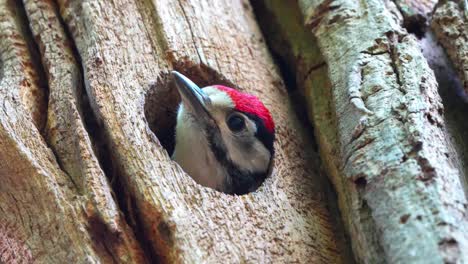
[1, 0, 467, 263]
[252, 0, 468, 263]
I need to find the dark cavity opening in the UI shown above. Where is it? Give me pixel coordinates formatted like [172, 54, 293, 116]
[144, 74, 180, 157]
[354, 176, 367, 189]
[403, 15, 427, 39]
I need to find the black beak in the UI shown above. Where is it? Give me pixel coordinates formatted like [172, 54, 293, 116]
[172, 71, 212, 120]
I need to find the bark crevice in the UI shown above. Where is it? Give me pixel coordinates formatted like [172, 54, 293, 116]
[13, 0, 48, 134]
[419, 32, 468, 192]
[391, 0, 437, 38]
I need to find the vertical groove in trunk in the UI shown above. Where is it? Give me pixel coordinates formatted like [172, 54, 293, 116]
[22, 0, 148, 262]
[391, 0, 437, 37]
[419, 32, 468, 194]
[0, 0, 105, 261]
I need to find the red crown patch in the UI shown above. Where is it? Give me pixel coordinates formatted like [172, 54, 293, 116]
[215, 85, 275, 133]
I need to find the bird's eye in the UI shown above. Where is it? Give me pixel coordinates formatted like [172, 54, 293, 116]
[227, 114, 245, 132]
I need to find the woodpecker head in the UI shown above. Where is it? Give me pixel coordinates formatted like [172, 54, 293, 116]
[171, 71, 275, 195]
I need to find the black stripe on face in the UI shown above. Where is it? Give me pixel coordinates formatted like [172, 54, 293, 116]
[204, 124, 269, 195]
[243, 113, 275, 156]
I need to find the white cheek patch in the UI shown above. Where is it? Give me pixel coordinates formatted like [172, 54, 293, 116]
[224, 134, 271, 174]
[173, 104, 228, 190]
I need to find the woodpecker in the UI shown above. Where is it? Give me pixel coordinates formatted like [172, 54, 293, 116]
[171, 71, 275, 195]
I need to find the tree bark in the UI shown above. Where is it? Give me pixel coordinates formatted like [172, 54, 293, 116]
[252, 0, 468, 263]
[0, 0, 146, 262]
[1, 0, 352, 263]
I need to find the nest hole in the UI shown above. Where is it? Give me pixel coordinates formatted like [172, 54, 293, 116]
[144, 65, 271, 195]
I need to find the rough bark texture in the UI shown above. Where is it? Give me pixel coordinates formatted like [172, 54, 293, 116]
[253, 0, 468, 263]
[431, 0, 468, 93]
[0, 0, 146, 262]
[1, 0, 351, 262]
[394, 0, 438, 14]
[0, 222, 32, 263]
